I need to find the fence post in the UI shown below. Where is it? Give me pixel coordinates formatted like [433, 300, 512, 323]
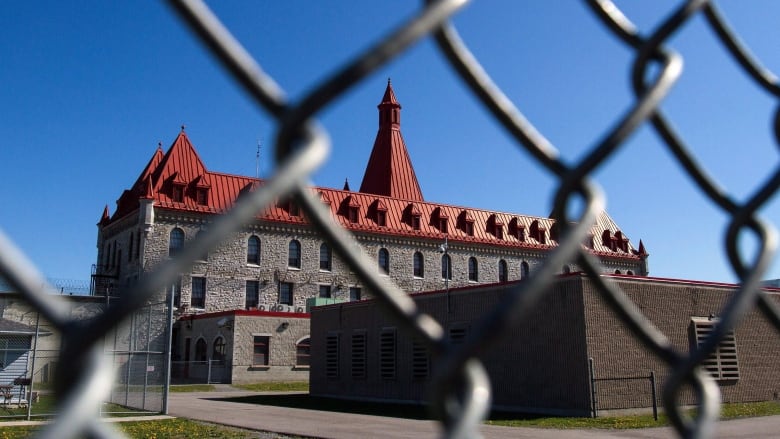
[162, 289, 175, 414]
[650, 370, 658, 421]
[589, 357, 597, 418]
[207, 358, 212, 384]
[26, 313, 40, 421]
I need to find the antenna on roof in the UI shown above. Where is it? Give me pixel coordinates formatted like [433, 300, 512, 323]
[256, 139, 261, 179]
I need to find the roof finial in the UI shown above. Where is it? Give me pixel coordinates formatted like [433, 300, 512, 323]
[387, 77, 391, 85]
[181, 124, 186, 133]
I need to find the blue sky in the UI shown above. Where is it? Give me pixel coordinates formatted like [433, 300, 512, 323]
[2, 1, 779, 284]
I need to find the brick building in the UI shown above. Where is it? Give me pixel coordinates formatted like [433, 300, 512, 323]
[310, 275, 780, 416]
[94, 81, 648, 382]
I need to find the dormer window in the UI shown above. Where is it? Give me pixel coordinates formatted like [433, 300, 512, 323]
[349, 206, 359, 223]
[289, 201, 300, 217]
[172, 184, 184, 202]
[377, 210, 386, 227]
[509, 217, 526, 242]
[432, 208, 449, 234]
[196, 187, 209, 206]
[496, 225, 504, 240]
[411, 214, 421, 230]
[465, 221, 474, 236]
[439, 218, 448, 234]
[488, 214, 504, 240]
[404, 203, 422, 230]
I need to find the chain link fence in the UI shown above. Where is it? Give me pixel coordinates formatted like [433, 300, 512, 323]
[1, 0, 779, 437]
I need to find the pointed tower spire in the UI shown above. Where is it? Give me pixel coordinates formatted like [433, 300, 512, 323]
[99, 205, 110, 225]
[359, 80, 424, 201]
[637, 239, 648, 257]
[343, 178, 350, 191]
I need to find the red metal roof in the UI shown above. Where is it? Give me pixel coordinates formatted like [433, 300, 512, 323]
[358, 80, 424, 202]
[105, 85, 645, 260]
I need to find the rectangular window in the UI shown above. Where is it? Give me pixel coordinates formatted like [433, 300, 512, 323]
[349, 287, 362, 301]
[412, 215, 421, 230]
[319, 285, 332, 299]
[253, 335, 269, 366]
[465, 221, 474, 236]
[496, 225, 504, 240]
[412, 340, 429, 380]
[351, 331, 367, 379]
[349, 207, 359, 223]
[169, 276, 182, 308]
[439, 218, 448, 234]
[326, 333, 340, 379]
[377, 210, 386, 227]
[191, 277, 206, 308]
[379, 328, 397, 380]
[172, 185, 183, 202]
[279, 282, 294, 306]
[245, 280, 259, 310]
[196, 188, 208, 205]
[289, 202, 300, 217]
[690, 318, 739, 381]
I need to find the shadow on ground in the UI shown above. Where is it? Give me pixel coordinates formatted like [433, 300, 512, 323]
[210, 394, 546, 422]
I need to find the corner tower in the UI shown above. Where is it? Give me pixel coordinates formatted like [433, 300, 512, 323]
[359, 80, 424, 202]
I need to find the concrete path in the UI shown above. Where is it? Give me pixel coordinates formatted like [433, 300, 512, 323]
[167, 390, 780, 438]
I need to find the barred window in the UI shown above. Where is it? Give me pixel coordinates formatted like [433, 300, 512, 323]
[319, 243, 332, 271]
[253, 336, 269, 366]
[413, 251, 424, 278]
[169, 228, 184, 257]
[690, 318, 739, 381]
[247, 236, 260, 264]
[468, 257, 478, 282]
[319, 285, 332, 299]
[351, 331, 367, 379]
[191, 277, 206, 308]
[213, 337, 226, 364]
[288, 240, 301, 268]
[378, 248, 389, 275]
[379, 328, 397, 380]
[296, 338, 311, 367]
[441, 254, 452, 280]
[498, 259, 508, 282]
[349, 287, 362, 301]
[245, 280, 259, 310]
[279, 282, 294, 306]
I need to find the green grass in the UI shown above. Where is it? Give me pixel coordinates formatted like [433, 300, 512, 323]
[486, 401, 780, 429]
[233, 382, 309, 392]
[0, 419, 305, 438]
[170, 384, 217, 392]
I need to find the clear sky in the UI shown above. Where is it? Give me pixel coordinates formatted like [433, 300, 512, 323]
[2, 1, 779, 284]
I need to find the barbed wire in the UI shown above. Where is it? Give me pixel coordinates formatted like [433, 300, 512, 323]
[0, 0, 776, 437]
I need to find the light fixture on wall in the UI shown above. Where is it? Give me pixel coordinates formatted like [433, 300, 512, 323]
[278, 321, 289, 332]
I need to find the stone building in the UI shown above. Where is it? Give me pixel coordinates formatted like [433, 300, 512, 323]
[94, 81, 648, 382]
[310, 274, 780, 416]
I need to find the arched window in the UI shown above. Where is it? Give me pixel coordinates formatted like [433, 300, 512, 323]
[614, 269, 622, 274]
[563, 265, 571, 274]
[213, 337, 226, 364]
[247, 236, 260, 264]
[288, 240, 301, 268]
[441, 254, 452, 280]
[627, 270, 634, 275]
[195, 338, 208, 362]
[521, 261, 530, 279]
[296, 337, 311, 366]
[413, 252, 424, 278]
[169, 228, 184, 257]
[468, 257, 478, 282]
[378, 248, 389, 274]
[319, 243, 332, 271]
[498, 259, 508, 282]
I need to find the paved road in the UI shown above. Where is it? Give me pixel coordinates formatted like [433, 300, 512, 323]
[168, 390, 780, 438]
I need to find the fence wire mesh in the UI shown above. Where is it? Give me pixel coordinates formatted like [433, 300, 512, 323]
[0, 0, 779, 437]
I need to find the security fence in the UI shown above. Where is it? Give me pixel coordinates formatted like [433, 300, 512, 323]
[170, 360, 230, 385]
[1, 1, 780, 438]
[0, 295, 170, 421]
